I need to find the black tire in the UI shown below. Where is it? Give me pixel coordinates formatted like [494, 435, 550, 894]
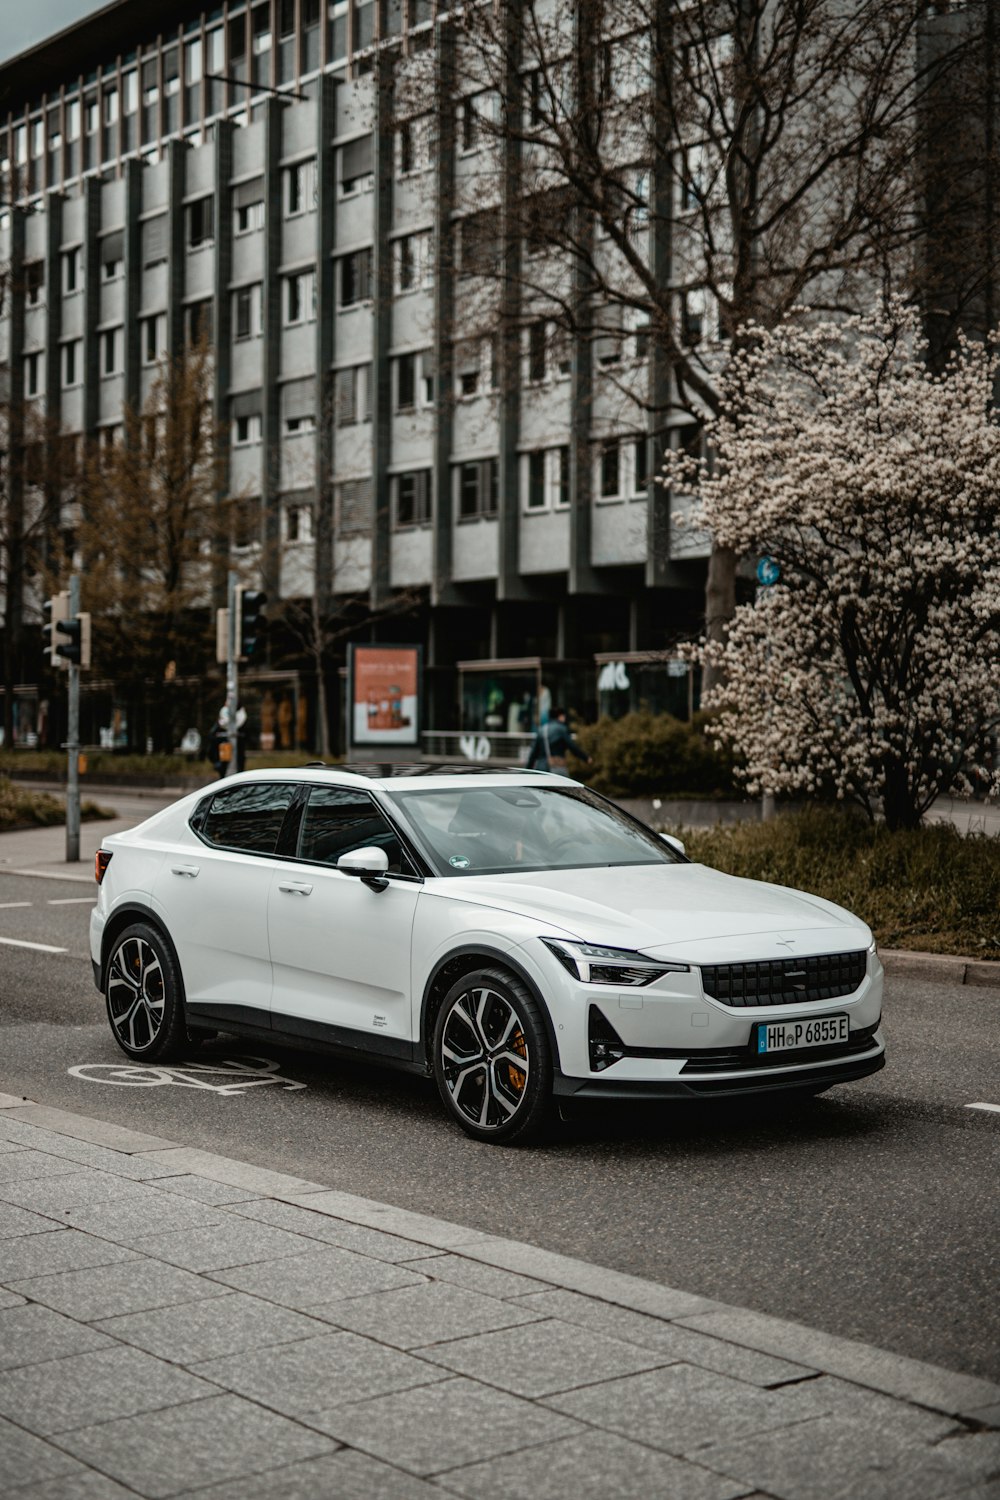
[432, 966, 553, 1145]
[104, 922, 188, 1063]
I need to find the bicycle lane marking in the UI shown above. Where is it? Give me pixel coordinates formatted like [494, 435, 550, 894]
[966, 1102, 1000, 1115]
[68, 1056, 307, 1094]
[0, 936, 67, 953]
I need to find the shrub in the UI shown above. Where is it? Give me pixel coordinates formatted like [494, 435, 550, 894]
[574, 711, 739, 800]
[0, 777, 116, 832]
[681, 808, 1000, 956]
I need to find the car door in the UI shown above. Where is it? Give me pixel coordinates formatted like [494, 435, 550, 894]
[267, 783, 421, 1052]
[150, 780, 297, 1023]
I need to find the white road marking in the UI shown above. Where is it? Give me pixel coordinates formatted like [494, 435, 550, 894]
[0, 902, 32, 909]
[47, 898, 95, 906]
[0, 936, 68, 954]
[966, 1102, 1000, 1115]
[10, 869, 92, 884]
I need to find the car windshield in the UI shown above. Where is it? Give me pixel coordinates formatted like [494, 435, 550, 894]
[387, 784, 679, 876]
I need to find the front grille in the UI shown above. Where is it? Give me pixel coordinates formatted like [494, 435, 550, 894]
[679, 1021, 880, 1074]
[700, 950, 867, 1008]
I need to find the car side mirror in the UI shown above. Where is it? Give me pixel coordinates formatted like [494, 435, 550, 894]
[337, 846, 390, 891]
[660, 833, 686, 857]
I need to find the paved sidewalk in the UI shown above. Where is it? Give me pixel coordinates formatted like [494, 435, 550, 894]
[0, 1095, 998, 1499]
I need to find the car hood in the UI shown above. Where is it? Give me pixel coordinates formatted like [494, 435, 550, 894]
[439, 862, 867, 958]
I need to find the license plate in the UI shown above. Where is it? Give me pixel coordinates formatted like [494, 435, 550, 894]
[756, 1015, 849, 1054]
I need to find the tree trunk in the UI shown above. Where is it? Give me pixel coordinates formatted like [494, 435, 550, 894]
[702, 543, 737, 697]
[315, 662, 331, 759]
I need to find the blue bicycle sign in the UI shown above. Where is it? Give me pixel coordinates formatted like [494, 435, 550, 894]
[756, 556, 781, 587]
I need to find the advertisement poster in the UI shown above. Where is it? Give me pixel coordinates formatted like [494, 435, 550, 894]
[349, 643, 421, 748]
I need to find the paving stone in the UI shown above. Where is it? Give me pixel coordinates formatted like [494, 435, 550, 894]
[279, 1192, 492, 1250]
[59, 1392, 338, 1498]
[0, 1228, 139, 1281]
[545, 1363, 826, 1456]
[421, 1253, 553, 1301]
[0, 1148, 85, 1183]
[171, 1449, 444, 1500]
[0, 1126, 182, 1181]
[698, 1415, 1000, 1500]
[133, 1147, 325, 1199]
[124, 1216, 321, 1272]
[4, 1469, 139, 1498]
[57, 1195, 226, 1241]
[208, 1244, 428, 1309]
[0, 1167, 157, 1215]
[9, 1257, 227, 1321]
[312, 1375, 583, 1476]
[0, 1202, 63, 1239]
[153, 1175, 259, 1205]
[2, 1105, 174, 1154]
[776, 1373, 961, 1442]
[191, 1330, 443, 1416]
[0, 1288, 25, 1308]
[678, 1307, 1000, 1419]
[232, 1199, 444, 1262]
[515, 1288, 814, 1387]
[0, 1413, 82, 1488]
[0, 1343, 217, 1436]
[94, 1291, 332, 1364]
[415, 1317, 668, 1398]
[320, 1280, 544, 1350]
[439, 1430, 748, 1500]
[0, 1303, 114, 1370]
[5, 1471, 139, 1498]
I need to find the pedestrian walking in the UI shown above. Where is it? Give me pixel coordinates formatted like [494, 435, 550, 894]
[526, 706, 593, 777]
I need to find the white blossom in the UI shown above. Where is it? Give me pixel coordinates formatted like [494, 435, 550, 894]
[663, 303, 1000, 829]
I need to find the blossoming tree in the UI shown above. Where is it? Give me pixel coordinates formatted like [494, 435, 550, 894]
[664, 304, 1000, 830]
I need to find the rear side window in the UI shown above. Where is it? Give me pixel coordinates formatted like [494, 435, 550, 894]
[298, 785, 409, 873]
[200, 782, 295, 855]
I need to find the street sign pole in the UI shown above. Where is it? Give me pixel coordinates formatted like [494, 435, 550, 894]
[66, 573, 81, 862]
[225, 570, 239, 777]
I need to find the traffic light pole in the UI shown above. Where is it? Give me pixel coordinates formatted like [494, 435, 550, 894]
[66, 573, 81, 862]
[225, 569, 239, 777]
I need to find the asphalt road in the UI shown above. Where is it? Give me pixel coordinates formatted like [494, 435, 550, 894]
[1, 863, 998, 1383]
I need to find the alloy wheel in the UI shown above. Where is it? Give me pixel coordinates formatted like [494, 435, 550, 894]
[107, 935, 166, 1053]
[439, 986, 530, 1131]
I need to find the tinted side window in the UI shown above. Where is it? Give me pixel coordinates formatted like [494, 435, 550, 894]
[298, 786, 407, 873]
[201, 783, 295, 855]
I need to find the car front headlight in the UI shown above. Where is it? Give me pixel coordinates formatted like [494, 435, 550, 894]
[541, 938, 689, 987]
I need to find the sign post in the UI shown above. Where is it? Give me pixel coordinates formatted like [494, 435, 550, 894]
[65, 573, 81, 862]
[225, 570, 239, 776]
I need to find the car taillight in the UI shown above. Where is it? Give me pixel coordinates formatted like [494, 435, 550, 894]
[95, 850, 113, 885]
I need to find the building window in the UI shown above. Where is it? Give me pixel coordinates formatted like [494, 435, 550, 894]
[101, 327, 123, 377]
[230, 496, 261, 552]
[284, 412, 316, 435]
[102, 254, 123, 282]
[185, 300, 212, 345]
[527, 320, 547, 383]
[233, 283, 263, 340]
[142, 313, 167, 365]
[335, 363, 372, 426]
[235, 198, 265, 234]
[339, 134, 374, 196]
[457, 211, 498, 277]
[455, 339, 491, 398]
[633, 436, 649, 494]
[187, 197, 214, 249]
[458, 94, 480, 154]
[61, 339, 81, 388]
[62, 247, 82, 295]
[600, 439, 621, 500]
[285, 158, 317, 216]
[396, 115, 431, 176]
[394, 351, 433, 413]
[681, 288, 705, 346]
[24, 351, 42, 397]
[393, 231, 432, 294]
[395, 469, 432, 528]
[456, 458, 498, 520]
[337, 477, 373, 536]
[285, 504, 313, 542]
[285, 268, 317, 325]
[339, 248, 372, 308]
[233, 413, 263, 446]
[522, 445, 570, 511]
[24, 262, 44, 307]
[141, 216, 169, 269]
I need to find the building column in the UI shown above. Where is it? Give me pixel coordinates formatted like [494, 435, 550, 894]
[370, 49, 394, 609]
[261, 97, 285, 591]
[431, 18, 456, 605]
[212, 121, 234, 609]
[166, 138, 187, 357]
[314, 74, 338, 613]
[646, 0, 674, 589]
[122, 159, 142, 417]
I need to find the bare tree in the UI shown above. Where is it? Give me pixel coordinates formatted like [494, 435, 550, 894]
[397, 0, 985, 688]
[74, 339, 230, 751]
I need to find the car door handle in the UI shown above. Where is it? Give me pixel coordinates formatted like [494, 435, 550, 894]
[171, 865, 200, 878]
[278, 881, 313, 896]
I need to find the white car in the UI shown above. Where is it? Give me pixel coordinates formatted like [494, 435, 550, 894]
[90, 766, 885, 1144]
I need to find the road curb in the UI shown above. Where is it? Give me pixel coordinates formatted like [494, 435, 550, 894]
[3, 1093, 999, 1432]
[881, 949, 1000, 988]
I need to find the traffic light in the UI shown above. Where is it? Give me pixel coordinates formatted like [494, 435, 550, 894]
[235, 586, 267, 661]
[54, 611, 92, 669]
[43, 593, 70, 670]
